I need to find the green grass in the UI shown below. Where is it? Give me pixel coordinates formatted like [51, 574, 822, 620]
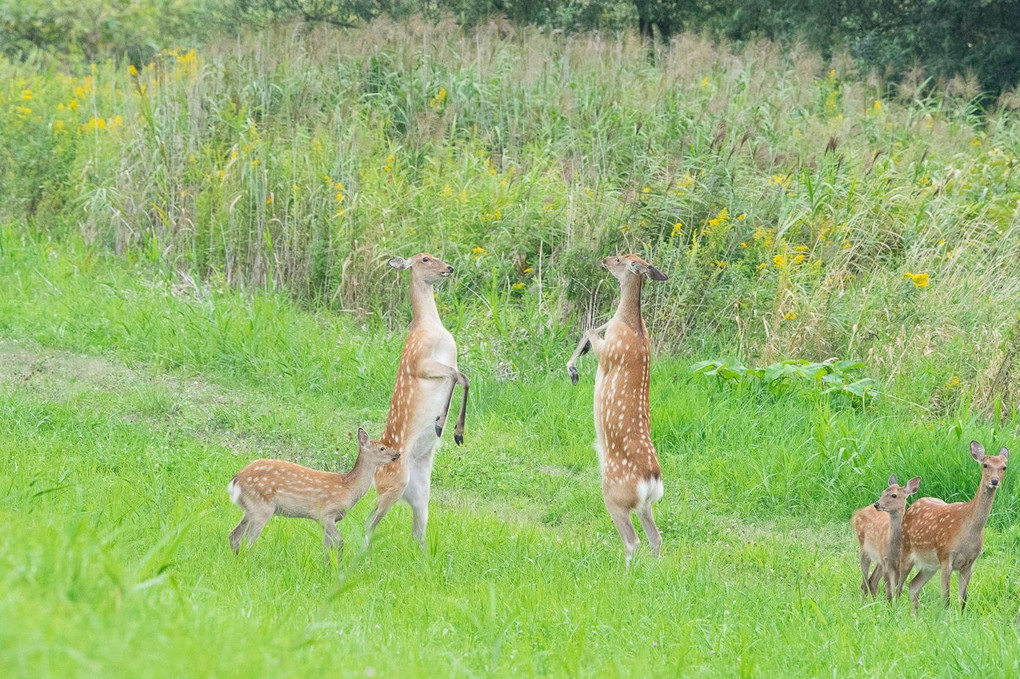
[2, 233, 1019, 677]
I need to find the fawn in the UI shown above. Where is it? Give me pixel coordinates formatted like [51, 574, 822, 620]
[897, 441, 1009, 612]
[851, 474, 921, 601]
[566, 254, 668, 569]
[228, 428, 400, 553]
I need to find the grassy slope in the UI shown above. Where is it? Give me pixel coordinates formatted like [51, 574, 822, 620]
[1, 233, 1019, 677]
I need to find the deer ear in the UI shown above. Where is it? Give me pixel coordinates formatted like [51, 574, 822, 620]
[357, 427, 369, 447]
[888, 474, 897, 486]
[906, 476, 921, 494]
[971, 440, 986, 461]
[625, 260, 644, 276]
[388, 257, 412, 270]
[1000, 447, 1010, 460]
[646, 265, 668, 281]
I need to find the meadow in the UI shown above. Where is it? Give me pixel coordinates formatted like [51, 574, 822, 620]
[2, 17, 1020, 678]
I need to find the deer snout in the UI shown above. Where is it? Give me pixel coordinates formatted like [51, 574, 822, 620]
[391, 452, 401, 462]
[991, 477, 1000, 487]
[873, 502, 881, 511]
[446, 265, 454, 274]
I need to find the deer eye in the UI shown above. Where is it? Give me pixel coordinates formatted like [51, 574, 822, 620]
[891, 494, 897, 498]
[422, 257, 430, 262]
[984, 464, 989, 469]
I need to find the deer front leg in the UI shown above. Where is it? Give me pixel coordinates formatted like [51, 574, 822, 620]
[566, 324, 607, 385]
[422, 360, 468, 442]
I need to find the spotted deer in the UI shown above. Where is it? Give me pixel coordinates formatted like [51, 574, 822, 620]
[566, 254, 668, 569]
[364, 253, 468, 546]
[851, 475, 921, 602]
[227, 428, 400, 554]
[897, 441, 1009, 612]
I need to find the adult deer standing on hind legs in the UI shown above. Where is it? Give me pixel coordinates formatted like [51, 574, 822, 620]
[364, 253, 468, 547]
[851, 475, 921, 602]
[897, 441, 1009, 613]
[566, 254, 668, 569]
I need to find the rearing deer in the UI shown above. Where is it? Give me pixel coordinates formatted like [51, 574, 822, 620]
[897, 441, 1009, 612]
[566, 254, 668, 569]
[851, 474, 921, 602]
[364, 253, 468, 546]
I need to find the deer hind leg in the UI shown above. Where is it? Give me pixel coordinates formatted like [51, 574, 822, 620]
[404, 455, 435, 548]
[229, 505, 272, 554]
[636, 505, 662, 559]
[605, 501, 640, 571]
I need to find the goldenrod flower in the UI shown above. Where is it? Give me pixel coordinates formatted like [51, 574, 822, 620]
[784, 311, 797, 320]
[773, 254, 786, 268]
[20, 89, 32, 101]
[904, 272, 929, 288]
[671, 222, 683, 237]
[523, 267, 533, 275]
[129, 64, 138, 76]
[472, 247, 486, 255]
[513, 282, 524, 290]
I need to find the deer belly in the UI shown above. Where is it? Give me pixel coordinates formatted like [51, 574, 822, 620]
[398, 380, 449, 457]
[909, 548, 940, 571]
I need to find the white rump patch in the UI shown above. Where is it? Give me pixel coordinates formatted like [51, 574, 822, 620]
[227, 479, 242, 506]
[635, 477, 664, 512]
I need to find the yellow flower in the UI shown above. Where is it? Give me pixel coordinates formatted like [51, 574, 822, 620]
[671, 222, 683, 237]
[15, 106, 32, 117]
[771, 175, 787, 186]
[473, 247, 486, 255]
[513, 282, 524, 290]
[707, 207, 729, 228]
[676, 172, 694, 188]
[970, 138, 982, 147]
[756, 262, 768, 270]
[793, 254, 805, 265]
[266, 195, 273, 205]
[641, 187, 651, 194]
[715, 260, 728, 268]
[904, 272, 929, 288]
[784, 311, 797, 320]
[129, 64, 139, 76]
[700, 76, 710, 89]
[773, 254, 786, 269]
[794, 245, 809, 252]
[737, 213, 746, 220]
[20, 89, 32, 101]
[872, 100, 882, 112]
[52, 120, 65, 132]
[387, 155, 395, 164]
[948, 375, 961, 388]
[523, 267, 533, 274]
[68, 99, 79, 111]
[335, 192, 344, 203]
[740, 242, 748, 248]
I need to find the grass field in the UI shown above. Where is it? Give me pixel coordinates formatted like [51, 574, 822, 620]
[3, 14, 1020, 678]
[1, 230, 1019, 677]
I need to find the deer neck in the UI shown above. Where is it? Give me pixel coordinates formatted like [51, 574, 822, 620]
[341, 454, 378, 507]
[885, 510, 904, 560]
[612, 275, 645, 333]
[410, 276, 442, 330]
[965, 482, 998, 532]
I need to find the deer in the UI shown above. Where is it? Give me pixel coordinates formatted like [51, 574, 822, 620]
[851, 475, 921, 602]
[566, 254, 668, 569]
[364, 253, 468, 547]
[896, 441, 1009, 613]
[227, 428, 400, 554]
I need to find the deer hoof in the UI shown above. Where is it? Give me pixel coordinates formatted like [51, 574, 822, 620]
[568, 367, 579, 386]
[454, 432, 464, 446]
[435, 423, 443, 437]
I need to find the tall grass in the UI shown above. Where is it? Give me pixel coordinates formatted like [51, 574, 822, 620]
[2, 20, 1020, 407]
